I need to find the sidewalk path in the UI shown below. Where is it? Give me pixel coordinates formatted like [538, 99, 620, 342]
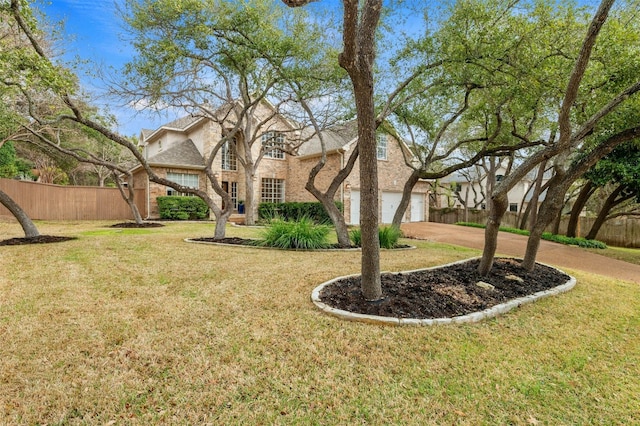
[401, 222, 640, 284]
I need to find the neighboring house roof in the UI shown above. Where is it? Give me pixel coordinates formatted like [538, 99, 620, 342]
[297, 121, 359, 158]
[147, 139, 205, 169]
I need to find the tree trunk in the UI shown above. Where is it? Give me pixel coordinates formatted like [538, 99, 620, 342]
[0, 189, 40, 238]
[527, 160, 548, 232]
[552, 206, 563, 235]
[585, 185, 633, 240]
[327, 199, 351, 247]
[354, 77, 382, 300]
[519, 200, 533, 230]
[566, 181, 594, 237]
[304, 141, 359, 247]
[464, 186, 470, 223]
[337, 0, 383, 301]
[114, 172, 144, 225]
[307, 180, 353, 247]
[203, 167, 233, 239]
[244, 169, 256, 225]
[391, 169, 419, 229]
[477, 193, 508, 276]
[522, 179, 568, 270]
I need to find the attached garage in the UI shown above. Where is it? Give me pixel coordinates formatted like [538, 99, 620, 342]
[350, 190, 360, 224]
[349, 190, 427, 225]
[410, 193, 426, 222]
[381, 192, 403, 223]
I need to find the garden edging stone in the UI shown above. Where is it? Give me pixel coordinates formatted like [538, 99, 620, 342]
[311, 257, 576, 326]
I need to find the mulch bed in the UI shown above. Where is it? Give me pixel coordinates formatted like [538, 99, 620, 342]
[0, 235, 77, 246]
[192, 237, 260, 245]
[110, 222, 165, 228]
[319, 258, 570, 319]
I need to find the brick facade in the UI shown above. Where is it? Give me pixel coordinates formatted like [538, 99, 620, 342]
[137, 102, 430, 223]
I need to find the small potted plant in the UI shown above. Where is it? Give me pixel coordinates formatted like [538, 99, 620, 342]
[237, 200, 245, 214]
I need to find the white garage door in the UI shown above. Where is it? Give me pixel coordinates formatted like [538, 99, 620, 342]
[410, 193, 425, 222]
[350, 190, 360, 225]
[381, 192, 403, 224]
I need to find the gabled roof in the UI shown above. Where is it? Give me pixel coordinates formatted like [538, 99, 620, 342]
[147, 139, 205, 169]
[142, 115, 206, 143]
[297, 121, 359, 158]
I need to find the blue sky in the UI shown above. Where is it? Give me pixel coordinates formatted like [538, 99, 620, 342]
[38, 0, 345, 137]
[40, 0, 167, 137]
[36, 0, 600, 137]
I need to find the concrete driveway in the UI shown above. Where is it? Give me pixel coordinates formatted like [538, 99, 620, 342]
[401, 222, 640, 284]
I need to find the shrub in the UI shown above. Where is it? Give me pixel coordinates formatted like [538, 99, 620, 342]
[379, 225, 403, 249]
[157, 196, 209, 220]
[256, 217, 332, 249]
[350, 226, 402, 249]
[542, 232, 608, 249]
[455, 223, 607, 249]
[258, 202, 343, 224]
[349, 228, 361, 247]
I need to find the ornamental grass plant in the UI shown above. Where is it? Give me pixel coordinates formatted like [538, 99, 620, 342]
[350, 225, 402, 249]
[256, 216, 332, 249]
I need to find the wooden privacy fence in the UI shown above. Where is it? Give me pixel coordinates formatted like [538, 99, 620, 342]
[0, 178, 147, 221]
[430, 207, 640, 248]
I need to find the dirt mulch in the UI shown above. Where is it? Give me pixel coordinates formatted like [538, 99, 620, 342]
[319, 258, 570, 319]
[110, 222, 165, 228]
[0, 235, 77, 246]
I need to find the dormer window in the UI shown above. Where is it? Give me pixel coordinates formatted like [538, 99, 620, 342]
[262, 131, 285, 159]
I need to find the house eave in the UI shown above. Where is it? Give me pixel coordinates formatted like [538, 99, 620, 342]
[151, 162, 206, 170]
[296, 147, 345, 160]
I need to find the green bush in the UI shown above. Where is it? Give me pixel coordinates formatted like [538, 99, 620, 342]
[350, 226, 402, 249]
[349, 228, 361, 247]
[157, 196, 209, 220]
[258, 201, 343, 224]
[541, 232, 608, 249]
[455, 222, 607, 249]
[256, 217, 331, 249]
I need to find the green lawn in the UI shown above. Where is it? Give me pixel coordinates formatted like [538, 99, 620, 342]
[587, 245, 640, 266]
[1, 220, 638, 424]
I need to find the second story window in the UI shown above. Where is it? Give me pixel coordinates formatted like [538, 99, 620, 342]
[376, 133, 387, 160]
[262, 131, 285, 159]
[221, 139, 237, 171]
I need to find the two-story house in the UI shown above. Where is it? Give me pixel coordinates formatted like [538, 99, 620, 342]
[133, 101, 430, 224]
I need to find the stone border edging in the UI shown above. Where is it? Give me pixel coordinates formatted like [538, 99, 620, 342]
[184, 238, 415, 252]
[310, 257, 576, 326]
